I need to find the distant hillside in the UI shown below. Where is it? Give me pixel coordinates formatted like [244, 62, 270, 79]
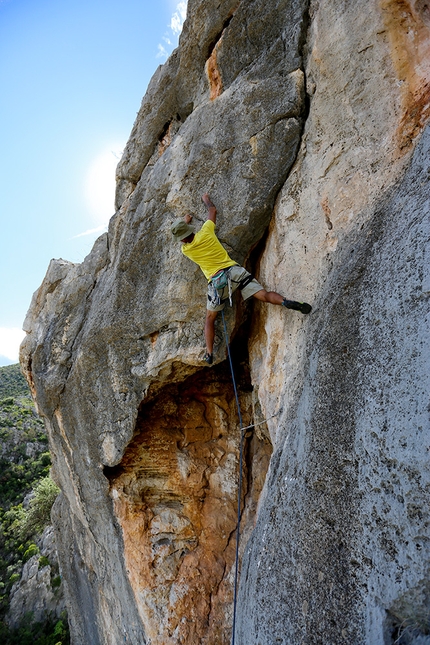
[0, 364, 69, 644]
[0, 364, 30, 399]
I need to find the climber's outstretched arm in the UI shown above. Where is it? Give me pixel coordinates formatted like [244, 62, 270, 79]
[202, 193, 217, 223]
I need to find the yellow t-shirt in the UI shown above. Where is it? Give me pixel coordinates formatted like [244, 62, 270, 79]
[182, 220, 237, 281]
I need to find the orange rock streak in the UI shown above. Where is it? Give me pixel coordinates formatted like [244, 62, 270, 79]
[207, 45, 223, 100]
[381, 0, 430, 149]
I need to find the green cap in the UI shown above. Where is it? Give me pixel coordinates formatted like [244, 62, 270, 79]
[171, 219, 194, 241]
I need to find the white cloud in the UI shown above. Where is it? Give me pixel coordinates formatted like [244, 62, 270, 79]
[0, 327, 25, 363]
[157, 1, 188, 60]
[157, 43, 169, 59]
[171, 1, 187, 35]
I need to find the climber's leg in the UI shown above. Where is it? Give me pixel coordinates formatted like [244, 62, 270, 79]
[252, 289, 284, 305]
[253, 289, 312, 314]
[204, 309, 218, 362]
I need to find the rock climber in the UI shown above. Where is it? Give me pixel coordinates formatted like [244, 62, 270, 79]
[171, 193, 312, 364]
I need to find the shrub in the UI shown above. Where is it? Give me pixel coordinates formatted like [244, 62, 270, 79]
[0, 610, 70, 644]
[0, 398, 14, 407]
[22, 477, 60, 538]
[39, 453, 51, 468]
[23, 544, 38, 562]
[2, 504, 26, 541]
[51, 576, 61, 589]
[39, 556, 50, 568]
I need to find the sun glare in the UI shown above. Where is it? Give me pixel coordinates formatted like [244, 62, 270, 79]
[0, 327, 26, 363]
[84, 146, 123, 226]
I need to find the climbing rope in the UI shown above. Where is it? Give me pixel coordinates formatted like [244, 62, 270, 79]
[220, 309, 279, 644]
[240, 413, 278, 433]
[221, 309, 244, 645]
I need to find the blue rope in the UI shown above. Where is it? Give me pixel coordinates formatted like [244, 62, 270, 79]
[221, 309, 245, 645]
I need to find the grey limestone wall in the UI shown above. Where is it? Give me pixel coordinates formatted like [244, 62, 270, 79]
[237, 124, 430, 645]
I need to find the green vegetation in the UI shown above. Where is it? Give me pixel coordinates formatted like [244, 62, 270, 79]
[25, 478, 60, 536]
[0, 365, 30, 400]
[0, 611, 70, 645]
[0, 365, 69, 644]
[51, 576, 62, 590]
[39, 556, 50, 569]
[23, 544, 39, 563]
[0, 393, 49, 509]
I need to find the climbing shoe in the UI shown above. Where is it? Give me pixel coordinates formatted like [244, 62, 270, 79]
[282, 299, 312, 314]
[203, 351, 213, 365]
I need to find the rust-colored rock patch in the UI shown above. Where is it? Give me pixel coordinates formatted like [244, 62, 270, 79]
[206, 44, 223, 100]
[381, 0, 430, 149]
[106, 361, 271, 644]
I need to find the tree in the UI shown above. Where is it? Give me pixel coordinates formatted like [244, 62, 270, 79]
[22, 478, 60, 538]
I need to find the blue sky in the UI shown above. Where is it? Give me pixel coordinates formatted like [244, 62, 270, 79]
[0, 0, 187, 365]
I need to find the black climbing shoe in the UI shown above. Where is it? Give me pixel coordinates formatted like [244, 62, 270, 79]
[282, 299, 312, 314]
[203, 351, 213, 365]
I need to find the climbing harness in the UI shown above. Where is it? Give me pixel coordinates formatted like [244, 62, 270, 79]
[237, 273, 254, 291]
[210, 267, 254, 309]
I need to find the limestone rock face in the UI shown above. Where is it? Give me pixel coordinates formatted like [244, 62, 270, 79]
[7, 526, 65, 629]
[20, 0, 429, 644]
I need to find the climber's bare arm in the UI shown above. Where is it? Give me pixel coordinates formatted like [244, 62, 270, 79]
[202, 193, 217, 223]
[183, 213, 193, 224]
